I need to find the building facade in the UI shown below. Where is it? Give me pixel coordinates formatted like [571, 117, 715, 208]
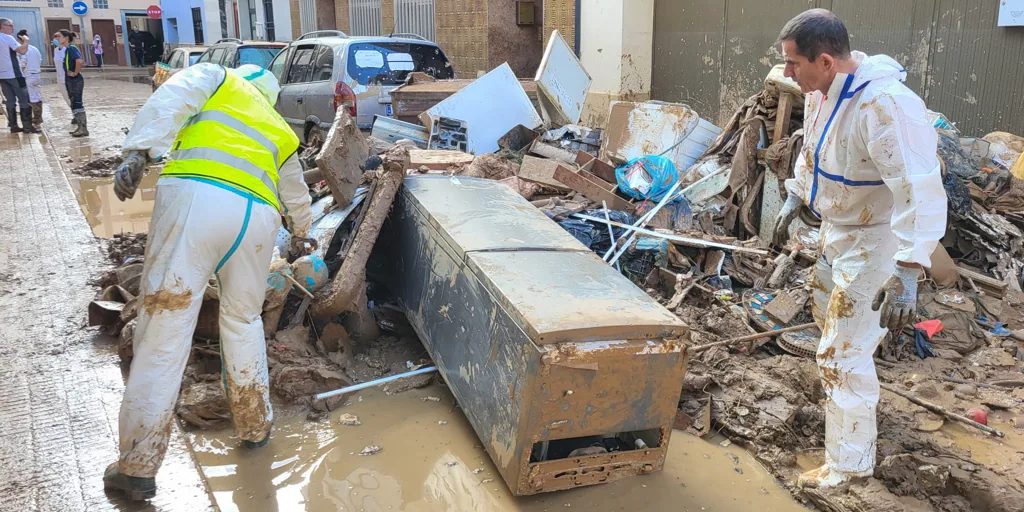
[160, 0, 294, 47]
[0, 0, 162, 66]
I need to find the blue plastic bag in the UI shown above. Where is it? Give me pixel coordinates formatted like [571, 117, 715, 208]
[615, 155, 679, 203]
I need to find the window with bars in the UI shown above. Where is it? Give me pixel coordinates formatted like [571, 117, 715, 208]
[48, 0, 64, 7]
[93, 0, 108, 8]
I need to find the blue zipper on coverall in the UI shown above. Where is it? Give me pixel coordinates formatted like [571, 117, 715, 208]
[808, 75, 885, 217]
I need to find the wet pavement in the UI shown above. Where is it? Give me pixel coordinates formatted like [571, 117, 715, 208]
[1, 77, 808, 511]
[0, 79, 214, 511]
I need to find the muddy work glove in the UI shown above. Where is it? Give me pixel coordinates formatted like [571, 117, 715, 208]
[772, 194, 802, 248]
[113, 151, 148, 201]
[289, 236, 318, 258]
[871, 265, 922, 332]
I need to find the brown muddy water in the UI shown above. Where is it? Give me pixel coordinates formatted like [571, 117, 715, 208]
[187, 383, 807, 512]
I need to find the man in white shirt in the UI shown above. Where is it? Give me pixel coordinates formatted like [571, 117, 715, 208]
[16, 30, 42, 128]
[0, 18, 36, 133]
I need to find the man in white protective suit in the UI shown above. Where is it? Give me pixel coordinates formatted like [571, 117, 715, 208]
[771, 9, 947, 488]
[103, 63, 314, 501]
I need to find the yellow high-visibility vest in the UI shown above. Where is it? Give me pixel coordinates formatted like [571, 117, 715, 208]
[162, 69, 299, 210]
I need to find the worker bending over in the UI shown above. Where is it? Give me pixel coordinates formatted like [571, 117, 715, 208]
[772, 9, 947, 488]
[104, 63, 314, 500]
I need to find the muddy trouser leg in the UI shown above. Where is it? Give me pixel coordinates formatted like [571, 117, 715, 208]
[27, 75, 42, 124]
[117, 178, 265, 477]
[66, 77, 84, 114]
[815, 222, 897, 476]
[58, 82, 70, 107]
[1, 79, 23, 129]
[215, 195, 280, 443]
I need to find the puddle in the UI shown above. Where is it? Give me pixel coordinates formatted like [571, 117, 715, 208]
[188, 384, 806, 512]
[71, 170, 158, 238]
[935, 410, 1024, 472]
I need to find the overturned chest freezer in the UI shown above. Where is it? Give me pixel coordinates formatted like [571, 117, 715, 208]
[371, 176, 689, 495]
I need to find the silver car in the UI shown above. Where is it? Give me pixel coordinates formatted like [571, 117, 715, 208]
[268, 30, 455, 143]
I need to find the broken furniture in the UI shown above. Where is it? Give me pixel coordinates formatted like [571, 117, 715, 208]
[389, 79, 541, 126]
[372, 176, 689, 495]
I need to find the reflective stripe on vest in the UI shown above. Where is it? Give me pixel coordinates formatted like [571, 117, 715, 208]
[162, 69, 299, 210]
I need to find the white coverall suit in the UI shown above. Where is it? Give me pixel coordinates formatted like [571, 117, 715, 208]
[116, 64, 313, 478]
[785, 52, 947, 477]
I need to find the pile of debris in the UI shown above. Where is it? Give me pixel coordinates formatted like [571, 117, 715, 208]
[369, 34, 1024, 509]
[83, 28, 1024, 509]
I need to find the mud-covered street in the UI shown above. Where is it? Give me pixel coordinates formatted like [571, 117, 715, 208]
[0, 73, 807, 511]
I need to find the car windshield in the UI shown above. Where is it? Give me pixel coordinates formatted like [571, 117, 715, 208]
[238, 47, 282, 68]
[346, 42, 454, 86]
[188, 53, 203, 65]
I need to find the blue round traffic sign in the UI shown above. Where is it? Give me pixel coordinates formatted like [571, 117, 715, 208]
[72, 1, 88, 15]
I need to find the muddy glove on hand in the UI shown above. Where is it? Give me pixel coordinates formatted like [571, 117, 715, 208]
[772, 194, 802, 248]
[113, 151, 148, 201]
[871, 265, 921, 332]
[289, 236, 318, 258]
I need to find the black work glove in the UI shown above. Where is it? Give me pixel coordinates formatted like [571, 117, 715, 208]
[113, 151, 148, 201]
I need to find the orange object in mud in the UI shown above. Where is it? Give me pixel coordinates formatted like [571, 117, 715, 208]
[373, 176, 690, 495]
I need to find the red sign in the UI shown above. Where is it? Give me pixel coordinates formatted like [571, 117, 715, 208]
[147, 5, 161, 19]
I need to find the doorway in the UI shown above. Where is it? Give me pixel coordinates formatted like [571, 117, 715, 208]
[45, 18, 72, 66]
[123, 13, 165, 67]
[91, 19, 121, 66]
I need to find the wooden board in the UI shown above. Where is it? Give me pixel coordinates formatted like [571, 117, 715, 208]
[552, 165, 634, 211]
[517, 155, 570, 191]
[391, 79, 540, 126]
[409, 149, 475, 170]
[575, 150, 618, 184]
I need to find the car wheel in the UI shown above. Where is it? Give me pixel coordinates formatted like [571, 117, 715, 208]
[305, 123, 325, 148]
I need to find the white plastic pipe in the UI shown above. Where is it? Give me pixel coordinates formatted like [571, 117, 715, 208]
[314, 366, 438, 401]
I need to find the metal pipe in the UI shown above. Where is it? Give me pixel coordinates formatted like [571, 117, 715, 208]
[600, 201, 621, 272]
[604, 179, 683, 265]
[314, 366, 438, 401]
[573, 214, 769, 255]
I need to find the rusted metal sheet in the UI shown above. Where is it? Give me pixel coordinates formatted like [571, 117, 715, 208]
[599, 101, 721, 170]
[371, 176, 689, 495]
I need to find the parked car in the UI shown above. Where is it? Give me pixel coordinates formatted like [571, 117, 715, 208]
[152, 46, 207, 91]
[267, 31, 455, 143]
[195, 38, 286, 70]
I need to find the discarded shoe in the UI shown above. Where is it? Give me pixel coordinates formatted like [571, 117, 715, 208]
[797, 465, 870, 489]
[103, 462, 157, 501]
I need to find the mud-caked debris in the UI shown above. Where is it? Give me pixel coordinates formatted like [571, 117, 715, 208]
[359, 445, 382, 456]
[338, 413, 360, 426]
[176, 380, 231, 429]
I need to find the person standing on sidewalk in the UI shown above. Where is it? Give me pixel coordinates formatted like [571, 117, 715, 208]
[0, 18, 38, 134]
[102, 63, 314, 501]
[52, 35, 74, 126]
[93, 34, 103, 68]
[16, 30, 43, 129]
[56, 29, 88, 137]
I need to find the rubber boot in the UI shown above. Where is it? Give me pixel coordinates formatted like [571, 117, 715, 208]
[31, 102, 42, 127]
[243, 428, 271, 449]
[103, 462, 157, 501]
[71, 112, 89, 137]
